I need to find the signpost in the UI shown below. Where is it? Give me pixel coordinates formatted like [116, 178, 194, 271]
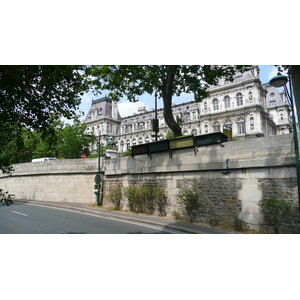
[81, 154, 87, 159]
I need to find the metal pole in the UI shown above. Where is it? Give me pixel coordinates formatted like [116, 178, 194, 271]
[155, 90, 158, 141]
[286, 77, 300, 211]
[97, 133, 101, 206]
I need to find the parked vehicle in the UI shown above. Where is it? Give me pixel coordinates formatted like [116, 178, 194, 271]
[31, 158, 59, 162]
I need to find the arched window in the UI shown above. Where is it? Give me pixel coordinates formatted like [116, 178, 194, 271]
[183, 130, 189, 135]
[224, 96, 230, 108]
[213, 98, 219, 111]
[236, 93, 243, 106]
[120, 140, 124, 152]
[224, 119, 233, 131]
[213, 121, 221, 132]
[126, 140, 131, 150]
[191, 129, 197, 136]
[132, 139, 137, 145]
[145, 136, 150, 143]
[139, 137, 143, 144]
[237, 117, 245, 134]
[183, 111, 190, 122]
[204, 124, 208, 133]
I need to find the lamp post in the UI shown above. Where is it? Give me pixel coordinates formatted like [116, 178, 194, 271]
[85, 132, 101, 206]
[269, 71, 300, 211]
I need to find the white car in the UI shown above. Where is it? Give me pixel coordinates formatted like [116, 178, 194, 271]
[31, 158, 59, 162]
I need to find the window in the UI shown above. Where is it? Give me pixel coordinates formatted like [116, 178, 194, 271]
[236, 93, 243, 106]
[237, 117, 245, 134]
[145, 136, 150, 143]
[213, 98, 219, 111]
[224, 96, 230, 109]
[213, 121, 221, 132]
[120, 141, 124, 151]
[191, 129, 197, 135]
[139, 138, 143, 144]
[269, 100, 276, 106]
[224, 119, 232, 131]
[183, 112, 190, 122]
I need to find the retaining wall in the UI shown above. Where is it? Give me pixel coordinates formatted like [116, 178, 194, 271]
[1, 133, 300, 232]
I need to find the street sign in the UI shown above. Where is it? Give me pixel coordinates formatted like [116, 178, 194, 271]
[94, 174, 101, 184]
[81, 154, 87, 158]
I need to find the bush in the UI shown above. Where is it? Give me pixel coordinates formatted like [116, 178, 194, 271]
[233, 218, 248, 231]
[108, 184, 123, 210]
[124, 182, 167, 215]
[122, 149, 132, 157]
[177, 189, 201, 222]
[154, 186, 168, 217]
[258, 197, 291, 233]
[172, 210, 182, 220]
[0, 189, 14, 206]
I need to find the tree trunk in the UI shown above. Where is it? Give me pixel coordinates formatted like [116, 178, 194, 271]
[161, 67, 182, 137]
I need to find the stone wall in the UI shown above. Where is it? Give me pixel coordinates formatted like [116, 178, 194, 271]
[1, 133, 300, 233]
[0, 159, 98, 203]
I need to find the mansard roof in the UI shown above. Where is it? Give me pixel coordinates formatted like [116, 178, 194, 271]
[263, 84, 288, 106]
[85, 96, 122, 122]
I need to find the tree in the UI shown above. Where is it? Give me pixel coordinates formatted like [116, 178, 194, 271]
[86, 65, 251, 137]
[56, 119, 90, 159]
[0, 65, 89, 173]
[258, 197, 291, 233]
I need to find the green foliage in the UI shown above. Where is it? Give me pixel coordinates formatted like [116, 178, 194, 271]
[122, 149, 132, 157]
[108, 184, 123, 210]
[86, 65, 251, 137]
[258, 197, 292, 233]
[124, 182, 167, 215]
[233, 218, 249, 231]
[56, 119, 90, 159]
[177, 189, 201, 222]
[0, 65, 89, 132]
[0, 189, 15, 206]
[165, 130, 175, 140]
[172, 210, 182, 221]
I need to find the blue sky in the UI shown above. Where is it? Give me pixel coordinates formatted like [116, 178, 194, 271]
[78, 65, 281, 119]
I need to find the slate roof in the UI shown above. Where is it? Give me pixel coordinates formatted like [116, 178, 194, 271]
[85, 96, 122, 122]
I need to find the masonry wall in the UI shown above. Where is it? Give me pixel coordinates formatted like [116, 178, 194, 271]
[1, 133, 300, 232]
[0, 159, 98, 203]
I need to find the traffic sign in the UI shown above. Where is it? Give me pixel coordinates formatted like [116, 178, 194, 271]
[81, 154, 87, 158]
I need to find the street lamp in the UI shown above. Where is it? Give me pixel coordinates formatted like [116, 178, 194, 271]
[85, 132, 101, 206]
[269, 71, 300, 211]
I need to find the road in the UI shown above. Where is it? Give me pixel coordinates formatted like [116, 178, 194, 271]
[0, 203, 182, 234]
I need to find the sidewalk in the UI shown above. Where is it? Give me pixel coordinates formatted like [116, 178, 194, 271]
[15, 199, 232, 234]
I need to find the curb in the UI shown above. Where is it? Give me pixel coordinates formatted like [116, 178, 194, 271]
[15, 200, 231, 234]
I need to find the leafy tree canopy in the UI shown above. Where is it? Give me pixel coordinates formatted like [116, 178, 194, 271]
[86, 65, 251, 136]
[0, 65, 90, 173]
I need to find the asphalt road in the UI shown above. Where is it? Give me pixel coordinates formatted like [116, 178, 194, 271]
[0, 203, 182, 234]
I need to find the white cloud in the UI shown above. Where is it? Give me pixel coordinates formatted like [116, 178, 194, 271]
[118, 101, 148, 117]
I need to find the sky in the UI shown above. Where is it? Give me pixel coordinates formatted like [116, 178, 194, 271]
[78, 65, 284, 120]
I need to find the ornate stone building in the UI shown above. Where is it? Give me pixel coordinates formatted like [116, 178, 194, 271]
[84, 66, 291, 153]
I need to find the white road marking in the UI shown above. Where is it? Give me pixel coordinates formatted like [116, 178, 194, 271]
[12, 211, 28, 217]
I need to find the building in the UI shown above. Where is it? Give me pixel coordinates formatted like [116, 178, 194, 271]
[84, 66, 291, 153]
